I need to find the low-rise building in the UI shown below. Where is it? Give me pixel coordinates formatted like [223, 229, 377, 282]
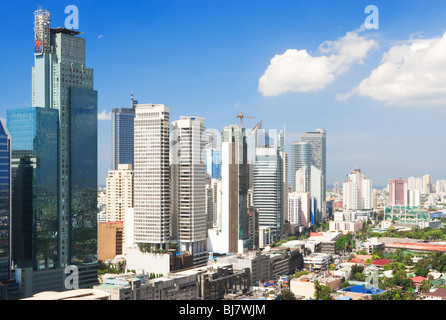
[304, 253, 332, 270]
[22, 289, 111, 300]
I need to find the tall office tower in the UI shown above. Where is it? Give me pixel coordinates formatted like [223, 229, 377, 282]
[206, 149, 221, 180]
[171, 116, 207, 265]
[297, 129, 327, 221]
[133, 104, 170, 250]
[253, 146, 283, 242]
[8, 108, 59, 270]
[0, 120, 10, 283]
[9, 9, 98, 295]
[423, 174, 432, 194]
[291, 141, 312, 192]
[112, 93, 137, 170]
[207, 125, 249, 253]
[388, 178, 408, 206]
[342, 169, 372, 211]
[278, 130, 288, 229]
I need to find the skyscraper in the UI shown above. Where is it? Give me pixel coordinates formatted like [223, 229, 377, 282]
[8, 9, 98, 295]
[133, 104, 170, 249]
[171, 116, 207, 265]
[297, 129, 327, 222]
[207, 125, 249, 253]
[253, 146, 283, 242]
[0, 120, 10, 283]
[112, 93, 137, 170]
[291, 141, 312, 192]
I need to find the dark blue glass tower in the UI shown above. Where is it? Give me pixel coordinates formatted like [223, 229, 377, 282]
[112, 107, 135, 170]
[0, 120, 11, 283]
[7, 107, 59, 270]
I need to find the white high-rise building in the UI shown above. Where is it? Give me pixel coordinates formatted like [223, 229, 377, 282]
[288, 193, 301, 225]
[343, 169, 372, 211]
[253, 146, 283, 241]
[133, 104, 171, 249]
[171, 116, 207, 264]
[409, 190, 421, 207]
[288, 192, 311, 228]
[436, 180, 446, 194]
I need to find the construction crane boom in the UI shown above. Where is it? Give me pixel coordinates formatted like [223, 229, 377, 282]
[236, 112, 256, 128]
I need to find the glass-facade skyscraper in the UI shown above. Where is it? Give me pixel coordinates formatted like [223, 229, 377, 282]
[0, 120, 11, 283]
[293, 129, 327, 223]
[112, 94, 137, 170]
[7, 9, 98, 295]
[7, 107, 59, 269]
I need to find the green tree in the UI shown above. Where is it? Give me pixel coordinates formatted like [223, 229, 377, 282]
[314, 280, 332, 300]
[277, 291, 296, 300]
[420, 280, 431, 293]
[414, 259, 430, 277]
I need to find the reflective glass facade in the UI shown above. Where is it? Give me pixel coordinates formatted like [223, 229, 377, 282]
[69, 87, 98, 265]
[7, 107, 59, 269]
[0, 120, 10, 282]
[112, 108, 135, 170]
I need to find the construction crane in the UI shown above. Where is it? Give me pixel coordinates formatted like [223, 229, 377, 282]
[236, 112, 256, 128]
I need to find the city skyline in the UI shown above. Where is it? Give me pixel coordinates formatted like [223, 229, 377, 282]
[1, 0, 446, 187]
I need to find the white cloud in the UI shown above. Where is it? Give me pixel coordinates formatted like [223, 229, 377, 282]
[258, 27, 378, 97]
[340, 31, 446, 107]
[98, 110, 112, 121]
[98, 34, 104, 40]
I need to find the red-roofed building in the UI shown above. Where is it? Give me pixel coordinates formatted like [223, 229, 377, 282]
[370, 259, 392, 267]
[410, 276, 426, 283]
[348, 259, 367, 266]
[411, 276, 427, 286]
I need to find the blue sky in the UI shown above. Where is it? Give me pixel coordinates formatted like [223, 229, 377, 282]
[1, 0, 446, 187]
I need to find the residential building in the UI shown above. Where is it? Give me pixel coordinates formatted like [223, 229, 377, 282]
[288, 192, 311, 228]
[343, 169, 372, 211]
[105, 164, 133, 250]
[423, 174, 432, 194]
[388, 178, 408, 206]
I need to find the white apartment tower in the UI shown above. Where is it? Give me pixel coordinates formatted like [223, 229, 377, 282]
[171, 116, 207, 262]
[343, 169, 372, 211]
[133, 104, 171, 249]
